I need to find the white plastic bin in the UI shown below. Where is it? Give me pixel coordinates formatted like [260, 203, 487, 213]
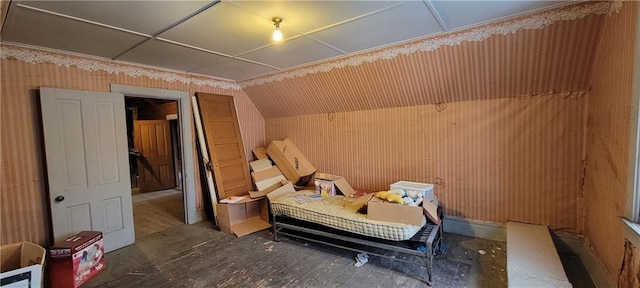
[390, 181, 435, 202]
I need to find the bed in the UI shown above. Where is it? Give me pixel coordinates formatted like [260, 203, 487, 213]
[269, 190, 443, 285]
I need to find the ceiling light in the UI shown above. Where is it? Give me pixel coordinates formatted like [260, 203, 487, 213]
[272, 17, 283, 41]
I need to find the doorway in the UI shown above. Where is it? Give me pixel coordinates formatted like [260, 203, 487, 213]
[110, 84, 200, 229]
[125, 97, 184, 237]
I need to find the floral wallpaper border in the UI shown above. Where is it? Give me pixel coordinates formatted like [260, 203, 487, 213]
[0, 1, 619, 91]
[0, 43, 242, 91]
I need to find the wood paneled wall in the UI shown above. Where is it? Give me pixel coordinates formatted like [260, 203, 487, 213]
[584, 1, 639, 283]
[266, 94, 585, 232]
[0, 51, 265, 246]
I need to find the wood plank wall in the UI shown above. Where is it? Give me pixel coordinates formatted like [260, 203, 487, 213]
[584, 1, 639, 283]
[266, 94, 585, 232]
[0, 52, 265, 246]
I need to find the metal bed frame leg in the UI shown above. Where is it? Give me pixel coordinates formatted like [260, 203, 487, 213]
[272, 213, 279, 242]
[425, 219, 444, 286]
[426, 236, 434, 286]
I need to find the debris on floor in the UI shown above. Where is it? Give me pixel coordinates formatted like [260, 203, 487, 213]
[354, 252, 369, 267]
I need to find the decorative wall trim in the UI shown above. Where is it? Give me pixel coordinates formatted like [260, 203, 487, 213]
[0, 43, 242, 91]
[445, 216, 616, 288]
[240, 1, 618, 87]
[0, 1, 620, 91]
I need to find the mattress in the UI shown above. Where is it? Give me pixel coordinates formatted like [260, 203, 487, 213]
[270, 190, 425, 241]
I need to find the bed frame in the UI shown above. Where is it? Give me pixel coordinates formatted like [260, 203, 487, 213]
[271, 213, 443, 285]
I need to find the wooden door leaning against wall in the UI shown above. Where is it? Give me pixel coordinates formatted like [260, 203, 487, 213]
[195, 92, 252, 199]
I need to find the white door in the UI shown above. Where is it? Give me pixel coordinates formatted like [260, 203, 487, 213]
[40, 87, 134, 252]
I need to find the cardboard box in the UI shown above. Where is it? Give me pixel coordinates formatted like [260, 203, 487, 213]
[266, 183, 297, 201]
[266, 138, 316, 186]
[354, 194, 440, 226]
[249, 158, 272, 172]
[252, 147, 269, 160]
[249, 179, 291, 199]
[368, 197, 424, 226]
[314, 173, 356, 197]
[315, 178, 336, 196]
[50, 231, 105, 288]
[251, 166, 287, 191]
[251, 166, 282, 182]
[255, 175, 287, 192]
[217, 197, 270, 237]
[0, 242, 46, 288]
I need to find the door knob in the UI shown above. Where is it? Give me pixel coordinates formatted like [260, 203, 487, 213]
[54, 196, 65, 202]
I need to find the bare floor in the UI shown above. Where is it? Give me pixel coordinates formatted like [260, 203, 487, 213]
[132, 189, 184, 238]
[85, 195, 592, 288]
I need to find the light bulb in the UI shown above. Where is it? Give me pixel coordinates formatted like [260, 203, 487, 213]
[272, 28, 283, 41]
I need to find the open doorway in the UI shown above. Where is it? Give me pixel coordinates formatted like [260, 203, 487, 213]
[125, 97, 185, 238]
[111, 84, 200, 228]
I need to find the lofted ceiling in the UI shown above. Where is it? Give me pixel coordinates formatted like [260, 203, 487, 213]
[1, 0, 571, 82]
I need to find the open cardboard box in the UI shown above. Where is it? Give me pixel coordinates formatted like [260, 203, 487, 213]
[252, 147, 269, 160]
[314, 173, 356, 197]
[266, 182, 297, 201]
[0, 241, 46, 288]
[352, 193, 441, 226]
[217, 197, 270, 237]
[248, 179, 292, 199]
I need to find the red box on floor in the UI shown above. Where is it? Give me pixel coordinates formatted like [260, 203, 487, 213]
[50, 231, 105, 288]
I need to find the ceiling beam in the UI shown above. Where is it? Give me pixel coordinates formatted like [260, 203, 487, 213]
[113, 0, 221, 60]
[15, 3, 152, 37]
[423, 0, 449, 32]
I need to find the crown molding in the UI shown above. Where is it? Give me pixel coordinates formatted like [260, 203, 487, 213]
[0, 43, 242, 91]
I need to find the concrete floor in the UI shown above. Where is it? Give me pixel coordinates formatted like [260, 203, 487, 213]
[80, 191, 593, 287]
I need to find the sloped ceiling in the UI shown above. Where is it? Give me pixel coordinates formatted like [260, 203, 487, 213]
[241, 1, 610, 118]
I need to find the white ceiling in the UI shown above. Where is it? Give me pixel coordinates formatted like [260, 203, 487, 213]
[1, 0, 570, 82]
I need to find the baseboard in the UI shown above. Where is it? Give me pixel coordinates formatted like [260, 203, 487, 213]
[443, 216, 507, 241]
[574, 243, 616, 288]
[192, 208, 204, 224]
[443, 216, 615, 288]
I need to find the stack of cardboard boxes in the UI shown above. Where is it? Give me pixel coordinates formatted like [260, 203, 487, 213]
[216, 137, 440, 238]
[216, 138, 317, 237]
[249, 159, 286, 193]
